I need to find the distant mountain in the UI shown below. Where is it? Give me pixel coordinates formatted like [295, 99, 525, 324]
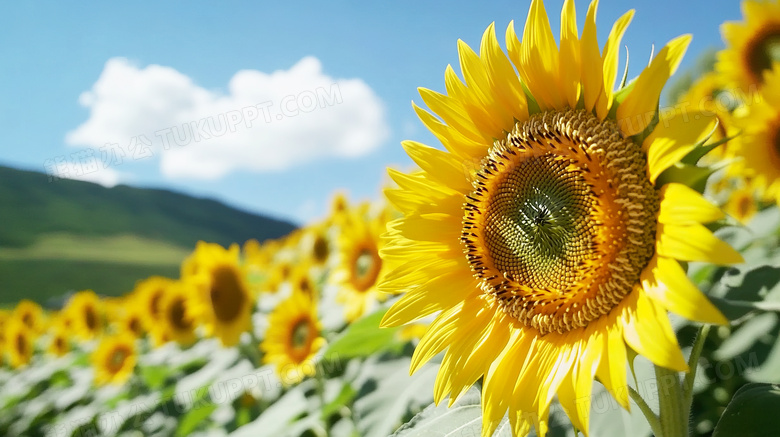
[0, 165, 296, 305]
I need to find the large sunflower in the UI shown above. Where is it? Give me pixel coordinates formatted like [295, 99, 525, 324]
[378, 1, 742, 436]
[717, 0, 780, 90]
[730, 64, 780, 204]
[65, 290, 104, 341]
[261, 292, 325, 386]
[92, 332, 137, 386]
[187, 242, 254, 347]
[334, 205, 389, 322]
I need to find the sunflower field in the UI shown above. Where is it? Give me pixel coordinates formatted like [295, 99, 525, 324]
[3, 0, 780, 436]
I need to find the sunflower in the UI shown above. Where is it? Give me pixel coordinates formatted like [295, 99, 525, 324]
[154, 280, 197, 347]
[5, 317, 34, 369]
[13, 299, 45, 334]
[134, 276, 174, 331]
[675, 71, 736, 161]
[717, 0, 780, 91]
[187, 243, 253, 347]
[333, 205, 389, 322]
[300, 224, 333, 267]
[65, 290, 104, 341]
[290, 264, 319, 301]
[378, 1, 743, 436]
[729, 64, 780, 204]
[724, 185, 759, 224]
[117, 299, 147, 339]
[261, 292, 325, 386]
[92, 332, 137, 386]
[48, 322, 71, 357]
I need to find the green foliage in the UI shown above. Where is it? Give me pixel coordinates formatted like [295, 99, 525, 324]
[0, 164, 296, 304]
[712, 383, 780, 437]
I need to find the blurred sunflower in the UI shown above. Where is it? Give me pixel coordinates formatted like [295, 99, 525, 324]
[725, 185, 759, 224]
[154, 281, 197, 347]
[135, 276, 174, 331]
[676, 72, 735, 161]
[378, 1, 742, 435]
[300, 224, 332, 267]
[718, 0, 780, 90]
[290, 264, 318, 301]
[66, 290, 104, 341]
[92, 332, 137, 386]
[117, 300, 147, 339]
[5, 317, 34, 369]
[261, 292, 325, 385]
[334, 206, 388, 322]
[730, 64, 780, 204]
[48, 323, 70, 357]
[188, 242, 253, 347]
[13, 299, 45, 334]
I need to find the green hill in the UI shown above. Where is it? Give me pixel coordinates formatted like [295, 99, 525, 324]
[0, 165, 296, 306]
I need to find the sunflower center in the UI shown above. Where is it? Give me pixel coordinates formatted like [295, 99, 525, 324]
[351, 247, 382, 292]
[746, 27, 780, 84]
[462, 109, 659, 335]
[85, 306, 98, 331]
[150, 290, 163, 318]
[210, 266, 246, 322]
[107, 347, 129, 373]
[169, 297, 192, 331]
[128, 317, 142, 336]
[313, 235, 329, 263]
[55, 336, 66, 353]
[15, 333, 27, 356]
[290, 319, 311, 350]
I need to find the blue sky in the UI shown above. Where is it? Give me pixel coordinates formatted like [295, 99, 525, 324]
[0, 1, 743, 225]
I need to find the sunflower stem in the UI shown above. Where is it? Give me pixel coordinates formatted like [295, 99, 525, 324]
[628, 386, 662, 437]
[654, 365, 688, 437]
[682, 325, 710, 425]
[314, 370, 331, 437]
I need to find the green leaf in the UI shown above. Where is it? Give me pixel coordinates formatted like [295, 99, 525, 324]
[390, 387, 511, 437]
[325, 308, 404, 360]
[655, 162, 722, 194]
[712, 383, 780, 437]
[321, 382, 356, 419]
[139, 365, 170, 390]
[175, 402, 218, 436]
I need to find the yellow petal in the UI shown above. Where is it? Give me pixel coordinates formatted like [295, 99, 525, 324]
[380, 269, 477, 327]
[598, 9, 634, 119]
[617, 34, 691, 137]
[580, 0, 605, 113]
[643, 111, 716, 183]
[412, 102, 486, 161]
[595, 318, 629, 409]
[643, 256, 729, 325]
[517, 0, 564, 110]
[410, 300, 480, 373]
[558, 0, 581, 108]
[658, 183, 725, 225]
[481, 330, 529, 437]
[622, 289, 688, 371]
[480, 23, 529, 122]
[656, 222, 744, 265]
[401, 141, 472, 194]
[418, 87, 487, 143]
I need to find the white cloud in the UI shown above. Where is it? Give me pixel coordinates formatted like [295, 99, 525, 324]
[66, 57, 389, 180]
[49, 158, 122, 187]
